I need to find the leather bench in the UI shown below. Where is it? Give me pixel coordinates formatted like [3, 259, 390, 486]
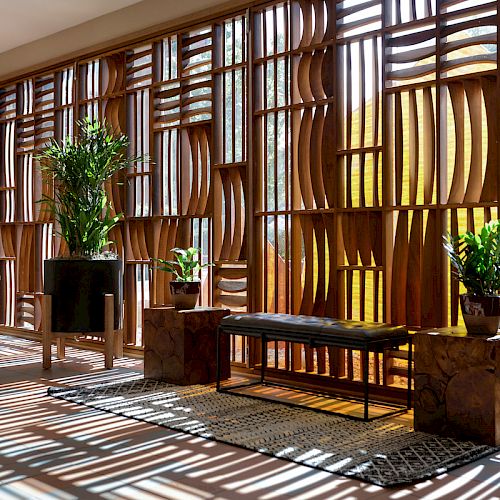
[216, 313, 412, 421]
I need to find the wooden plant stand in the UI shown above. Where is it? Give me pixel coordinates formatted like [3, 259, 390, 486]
[42, 294, 124, 369]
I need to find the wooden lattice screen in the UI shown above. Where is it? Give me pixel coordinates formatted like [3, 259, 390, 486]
[0, 0, 498, 393]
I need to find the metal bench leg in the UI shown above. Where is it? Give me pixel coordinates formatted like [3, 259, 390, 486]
[261, 334, 267, 385]
[407, 336, 413, 410]
[216, 327, 221, 391]
[363, 346, 369, 421]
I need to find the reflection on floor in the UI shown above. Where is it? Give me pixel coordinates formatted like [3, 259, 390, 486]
[0, 333, 498, 500]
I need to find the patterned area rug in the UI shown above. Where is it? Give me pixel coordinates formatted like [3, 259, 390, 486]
[48, 379, 497, 487]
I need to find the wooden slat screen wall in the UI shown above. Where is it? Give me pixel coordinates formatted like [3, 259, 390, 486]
[0, 0, 498, 394]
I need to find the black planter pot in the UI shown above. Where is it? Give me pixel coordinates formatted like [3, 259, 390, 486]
[44, 258, 123, 332]
[460, 294, 500, 335]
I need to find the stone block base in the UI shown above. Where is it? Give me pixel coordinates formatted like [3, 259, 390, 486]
[144, 307, 230, 385]
[414, 327, 500, 446]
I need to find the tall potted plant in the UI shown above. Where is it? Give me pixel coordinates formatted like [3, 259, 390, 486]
[38, 119, 141, 332]
[154, 247, 213, 310]
[444, 220, 500, 335]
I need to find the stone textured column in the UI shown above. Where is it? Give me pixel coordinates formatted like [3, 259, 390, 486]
[414, 327, 500, 446]
[144, 307, 231, 385]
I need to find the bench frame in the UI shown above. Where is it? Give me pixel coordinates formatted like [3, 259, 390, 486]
[216, 323, 412, 421]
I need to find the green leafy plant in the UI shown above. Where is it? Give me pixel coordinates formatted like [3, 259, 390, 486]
[154, 247, 213, 282]
[443, 220, 500, 296]
[37, 118, 143, 257]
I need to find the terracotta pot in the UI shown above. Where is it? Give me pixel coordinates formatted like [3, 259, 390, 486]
[169, 281, 200, 310]
[460, 294, 500, 335]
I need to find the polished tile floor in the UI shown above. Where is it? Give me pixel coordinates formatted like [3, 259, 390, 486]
[0, 334, 498, 500]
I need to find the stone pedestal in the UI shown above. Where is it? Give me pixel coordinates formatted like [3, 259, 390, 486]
[144, 307, 231, 385]
[414, 327, 500, 446]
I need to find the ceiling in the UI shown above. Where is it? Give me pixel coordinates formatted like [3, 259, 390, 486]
[0, 0, 237, 80]
[0, 0, 142, 53]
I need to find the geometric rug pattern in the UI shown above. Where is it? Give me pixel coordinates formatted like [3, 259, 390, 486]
[48, 379, 498, 487]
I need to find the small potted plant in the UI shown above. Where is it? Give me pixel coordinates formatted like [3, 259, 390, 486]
[444, 220, 500, 335]
[154, 247, 213, 310]
[38, 118, 143, 332]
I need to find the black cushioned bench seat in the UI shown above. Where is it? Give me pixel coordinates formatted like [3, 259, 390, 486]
[220, 313, 408, 349]
[216, 313, 412, 421]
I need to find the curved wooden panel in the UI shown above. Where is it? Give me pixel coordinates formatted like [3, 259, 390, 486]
[185, 125, 211, 216]
[152, 220, 177, 306]
[311, 214, 326, 316]
[408, 89, 418, 205]
[229, 167, 245, 260]
[128, 223, 142, 260]
[341, 213, 357, 266]
[218, 294, 247, 307]
[297, 53, 313, 103]
[215, 263, 248, 311]
[17, 226, 34, 292]
[298, 0, 313, 48]
[391, 211, 408, 326]
[406, 211, 422, 327]
[196, 126, 210, 215]
[369, 212, 383, 266]
[323, 0, 335, 40]
[421, 211, 443, 328]
[299, 215, 314, 315]
[480, 77, 497, 202]
[321, 104, 336, 207]
[463, 79, 482, 203]
[297, 108, 314, 209]
[105, 55, 117, 95]
[0, 226, 15, 257]
[0, 86, 16, 121]
[311, 0, 325, 45]
[310, 106, 326, 208]
[187, 128, 200, 214]
[447, 82, 465, 204]
[126, 45, 153, 89]
[322, 46, 334, 99]
[386, 21, 436, 86]
[423, 87, 435, 205]
[108, 226, 124, 258]
[219, 169, 232, 260]
[324, 213, 339, 317]
[218, 280, 246, 293]
[356, 212, 371, 266]
[310, 50, 325, 101]
[140, 222, 152, 260]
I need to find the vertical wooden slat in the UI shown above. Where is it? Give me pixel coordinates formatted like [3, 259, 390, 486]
[423, 87, 435, 205]
[394, 92, 403, 206]
[408, 89, 418, 205]
[448, 83, 465, 204]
